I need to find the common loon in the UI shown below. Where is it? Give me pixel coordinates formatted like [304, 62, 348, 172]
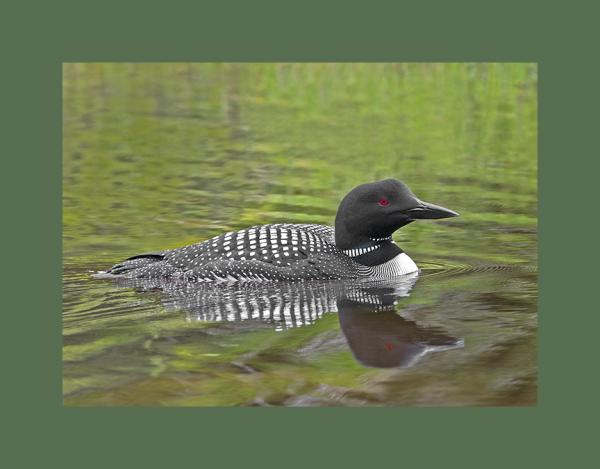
[99, 178, 458, 282]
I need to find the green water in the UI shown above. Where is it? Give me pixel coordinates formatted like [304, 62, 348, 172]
[63, 63, 537, 406]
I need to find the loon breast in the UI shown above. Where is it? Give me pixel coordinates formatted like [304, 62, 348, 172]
[356, 252, 419, 278]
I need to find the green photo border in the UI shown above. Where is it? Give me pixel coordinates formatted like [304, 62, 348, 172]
[4, 1, 598, 467]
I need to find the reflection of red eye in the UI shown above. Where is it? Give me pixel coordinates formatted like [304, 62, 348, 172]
[378, 198, 390, 206]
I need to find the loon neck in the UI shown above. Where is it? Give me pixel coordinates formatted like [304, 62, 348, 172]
[342, 238, 404, 266]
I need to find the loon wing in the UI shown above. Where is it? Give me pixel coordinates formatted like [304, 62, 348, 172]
[102, 224, 353, 281]
[162, 224, 352, 281]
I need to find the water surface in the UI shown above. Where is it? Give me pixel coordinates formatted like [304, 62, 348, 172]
[63, 63, 537, 406]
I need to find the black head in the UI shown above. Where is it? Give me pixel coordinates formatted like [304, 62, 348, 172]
[334, 178, 458, 250]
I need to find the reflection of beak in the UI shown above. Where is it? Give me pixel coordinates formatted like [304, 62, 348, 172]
[406, 200, 459, 220]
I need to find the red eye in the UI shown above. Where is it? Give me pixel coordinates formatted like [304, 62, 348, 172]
[378, 198, 390, 206]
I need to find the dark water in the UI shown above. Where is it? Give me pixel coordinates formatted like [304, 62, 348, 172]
[63, 63, 537, 406]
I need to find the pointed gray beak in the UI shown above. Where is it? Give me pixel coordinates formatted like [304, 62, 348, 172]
[406, 199, 459, 220]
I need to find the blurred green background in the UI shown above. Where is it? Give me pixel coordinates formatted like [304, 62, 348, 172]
[63, 63, 536, 265]
[63, 63, 537, 406]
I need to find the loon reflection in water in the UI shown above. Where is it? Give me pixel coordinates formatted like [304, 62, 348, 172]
[109, 274, 463, 369]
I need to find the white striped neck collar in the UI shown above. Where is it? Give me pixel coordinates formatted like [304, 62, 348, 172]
[342, 237, 393, 258]
[369, 236, 392, 242]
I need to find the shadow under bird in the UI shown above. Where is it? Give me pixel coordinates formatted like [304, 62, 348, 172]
[96, 178, 458, 282]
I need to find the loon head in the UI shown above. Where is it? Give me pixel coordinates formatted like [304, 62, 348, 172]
[334, 178, 458, 250]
